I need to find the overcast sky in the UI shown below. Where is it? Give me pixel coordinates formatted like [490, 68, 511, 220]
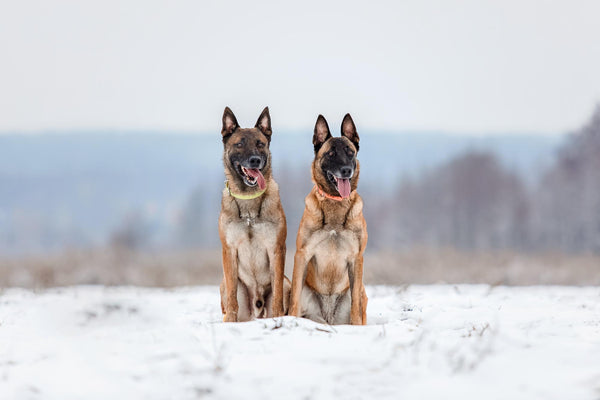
[1, 0, 599, 135]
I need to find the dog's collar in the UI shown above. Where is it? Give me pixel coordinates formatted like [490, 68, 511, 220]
[225, 180, 266, 200]
[315, 185, 347, 201]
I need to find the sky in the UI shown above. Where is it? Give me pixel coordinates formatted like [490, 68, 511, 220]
[1, 0, 599, 135]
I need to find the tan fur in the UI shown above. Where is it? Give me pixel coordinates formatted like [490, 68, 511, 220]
[290, 137, 368, 325]
[218, 108, 290, 322]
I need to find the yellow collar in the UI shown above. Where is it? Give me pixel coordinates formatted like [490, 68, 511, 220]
[225, 180, 266, 200]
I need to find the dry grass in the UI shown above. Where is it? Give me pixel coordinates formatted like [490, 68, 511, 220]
[0, 248, 223, 288]
[1, 246, 599, 288]
[364, 247, 600, 286]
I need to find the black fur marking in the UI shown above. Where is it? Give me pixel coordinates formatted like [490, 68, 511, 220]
[320, 138, 357, 193]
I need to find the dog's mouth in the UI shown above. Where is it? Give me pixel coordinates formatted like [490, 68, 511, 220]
[326, 171, 351, 198]
[237, 163, 266, 190]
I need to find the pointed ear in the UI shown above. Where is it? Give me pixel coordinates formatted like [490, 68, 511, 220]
[222, 107, 238, 139]
[255, 107, 272, 140]
[341, 113, 359, 152]
[313, 115, 332, 154]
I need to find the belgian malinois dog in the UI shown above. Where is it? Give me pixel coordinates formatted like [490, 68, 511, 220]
[218, 106, 290, 322]
[289, 114, 368, 325]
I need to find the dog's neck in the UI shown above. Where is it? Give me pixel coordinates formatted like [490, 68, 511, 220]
[312, 186, 356, 226]
[237, 198, 263, 224]
[224, 176, 272, 222]
[226, 180, 266, 200]
[315, 184, 346, 201]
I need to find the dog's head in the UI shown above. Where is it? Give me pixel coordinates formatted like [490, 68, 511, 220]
[312, 114, 360, 199]
[221, 107, 272, 191]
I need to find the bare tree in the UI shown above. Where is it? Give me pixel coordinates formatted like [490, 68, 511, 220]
[533, 104, 600, 253]
[383, 152, 529, 251]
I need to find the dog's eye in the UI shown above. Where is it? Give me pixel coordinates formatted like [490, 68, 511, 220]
[256, 141, 265, 148]
[328, 150, 335, 157]
[235, 142, 243, 148]
[346, 146, 354, 156]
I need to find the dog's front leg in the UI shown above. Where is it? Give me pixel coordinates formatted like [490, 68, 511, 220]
[289, 248, 309, 317]
[348, 254, 366, 325]
[269, 242, 286, 317]
[222, 245, 239, 322]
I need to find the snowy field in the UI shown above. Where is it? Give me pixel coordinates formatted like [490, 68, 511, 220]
[1, 285, 599, 400]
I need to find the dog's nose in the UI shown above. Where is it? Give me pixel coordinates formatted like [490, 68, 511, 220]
[340, 167, 353, 178]
[248, 156, 262, 169]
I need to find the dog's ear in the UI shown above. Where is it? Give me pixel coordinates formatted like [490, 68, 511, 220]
[222, 107, 239, 140]
[341, 113, 359, 152]
[313, 115, 332, 154]
[255, 107, 272, 141]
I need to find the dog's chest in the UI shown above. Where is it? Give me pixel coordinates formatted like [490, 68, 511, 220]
[225, 207, 278, 246]
[225, 213, 278, 286]
[308, 226, 360, 293]
[313, 225, 359, 256]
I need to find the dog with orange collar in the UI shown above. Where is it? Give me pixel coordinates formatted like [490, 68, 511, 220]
[289, 114, 368, 325]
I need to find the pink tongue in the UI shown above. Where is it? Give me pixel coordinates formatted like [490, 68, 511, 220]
[246, 168, 266, 190]
[336, 177, 351, 198]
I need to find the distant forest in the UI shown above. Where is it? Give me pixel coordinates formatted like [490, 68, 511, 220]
[367, 105, 600, 253]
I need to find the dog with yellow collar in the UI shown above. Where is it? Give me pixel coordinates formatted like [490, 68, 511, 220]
[218, 106, 290, 322]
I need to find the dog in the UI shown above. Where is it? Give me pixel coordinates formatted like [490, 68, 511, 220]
[218, 106, 290, 322]
[289, 113, 368, 325]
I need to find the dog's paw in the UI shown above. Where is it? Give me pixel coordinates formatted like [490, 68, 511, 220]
[288, 306, 300, 317]
[271, 306, 284, 318]
[223, 312, 237, 322]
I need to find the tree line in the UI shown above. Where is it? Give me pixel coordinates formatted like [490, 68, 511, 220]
[368, 105, 600, 254]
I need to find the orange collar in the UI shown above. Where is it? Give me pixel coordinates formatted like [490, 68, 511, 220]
[315, 185, 347, 201]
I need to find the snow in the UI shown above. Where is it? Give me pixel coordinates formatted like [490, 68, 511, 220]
[1, 285, 599, 399]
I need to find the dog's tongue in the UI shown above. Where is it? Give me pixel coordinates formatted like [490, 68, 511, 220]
[246, 168, 266, 190]
[336, 177, 351, 198]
